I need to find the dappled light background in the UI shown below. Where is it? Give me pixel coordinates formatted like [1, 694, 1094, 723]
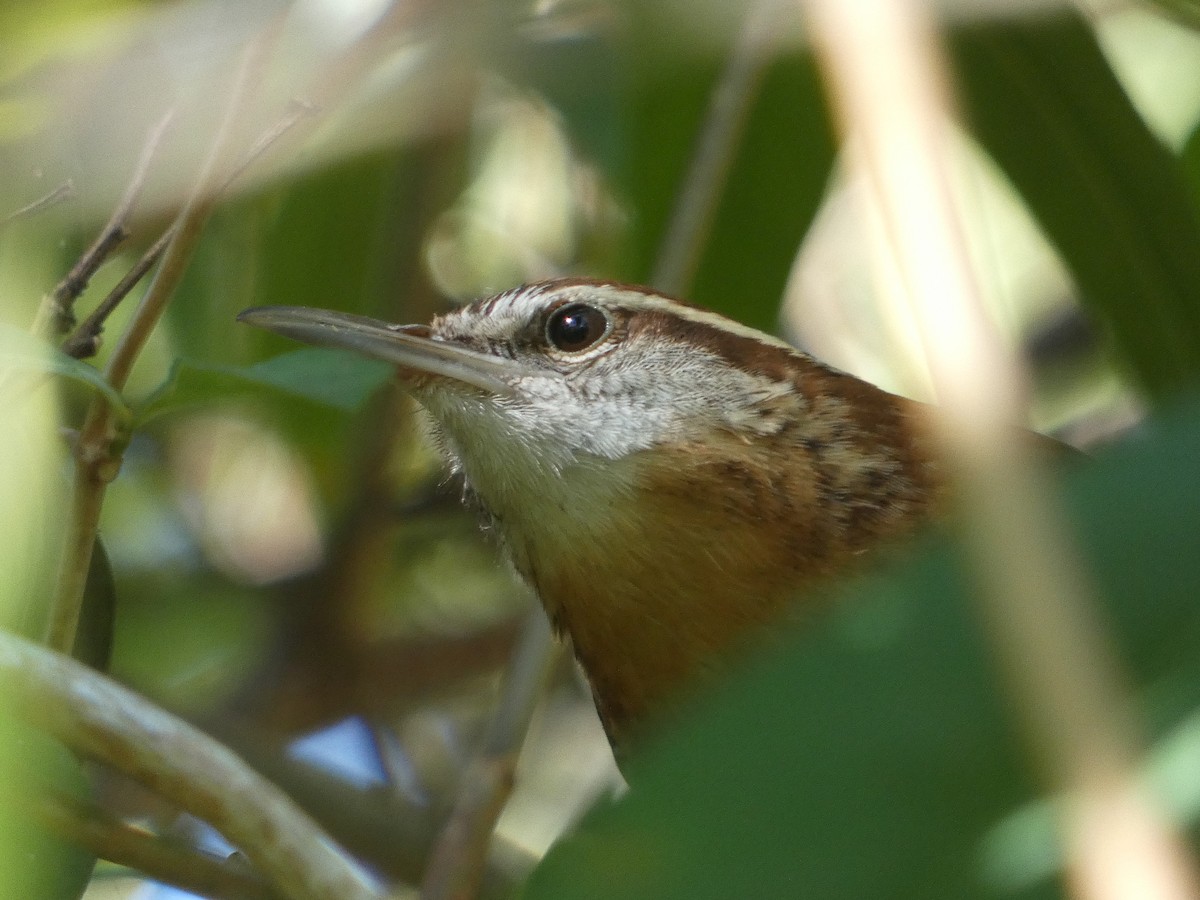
[4, 0, 1200, 897]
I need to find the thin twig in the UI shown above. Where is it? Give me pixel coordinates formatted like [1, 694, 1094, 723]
[20, 785, 283, 900]
[418, 609, 558, 900]
[222, 98, 318, 191]
[368, 722, 414, 794]
[0, 180, 76, 229]
[61, 96, 316, 361]
[46, 32, 270, 654]
[802, 0, 1200, 897]
[651, 0, 790, 296]
[102, 39, 275, 394]
[206, 720, 535, 898]
[0, 630, 384, 900]
[61, 224, 175, 359]
[32, 110, 175, 338]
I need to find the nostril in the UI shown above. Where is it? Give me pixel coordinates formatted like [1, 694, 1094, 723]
[394, 324, 433, 339]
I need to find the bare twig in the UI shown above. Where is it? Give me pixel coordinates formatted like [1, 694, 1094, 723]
[46, 31, 272, 654]
[651, 0, 790, 296]
[61, 96, 316, 361]
[0, 630, 383, 900]
[419, 609, 558, 900]
[223, 98, 318, 191]
[802, 1, 1200, 897]
[102, 32, 279, 395]
[20, 785, 283, 900]
[0, 180, 76, 229]
[237, 33, 480, 733]
[205, 720, 535, 898]
[32, 110, 175, 338]
[61, 225, 174, 359]
[0, 642, 370, 899]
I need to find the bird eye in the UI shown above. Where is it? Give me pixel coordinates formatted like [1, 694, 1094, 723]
[545, 303, 610, 353]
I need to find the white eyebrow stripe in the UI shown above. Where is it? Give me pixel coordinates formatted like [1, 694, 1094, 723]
[459, 279, 815, 364]
[624, 292, 804, 354]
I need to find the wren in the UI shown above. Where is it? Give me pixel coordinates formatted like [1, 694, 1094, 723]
[239, 279, 951, 758]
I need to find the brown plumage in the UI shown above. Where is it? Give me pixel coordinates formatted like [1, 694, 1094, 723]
[241, 280, 971, 761]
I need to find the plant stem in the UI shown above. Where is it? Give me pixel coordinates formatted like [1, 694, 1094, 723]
[0, 181, 76, 230]
[651, 0, 788, 297]
[22, 786, 283, 900]
[61, 225, 175, 360]
[418, 609, 557, 900]
[804, 0, 1200, 896]
[31, 110, 174, 338]
[45, 34, 265, 654]
[0, 630, 383, 900]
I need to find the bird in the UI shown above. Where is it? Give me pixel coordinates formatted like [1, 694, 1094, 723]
[239, 278, 955, 760]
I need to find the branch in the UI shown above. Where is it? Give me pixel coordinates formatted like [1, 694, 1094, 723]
[46, 26, 279, 654]
[222, 98, 318, 192]
[419, 609, 558, 900]
[205, 720, 536, 898]
[22, 785, 282, 900]
[50, 0, 438, 650]
[650, 0, 789, 296]
[101, 35, 273, 395]
[60, 225, 174, 359]
[0, 180, 76, 229]
[803, 0, 1200, 896]
[32, 110, 174, 338]
[0, 630, 383, 900]
[62, 96, 315, 362]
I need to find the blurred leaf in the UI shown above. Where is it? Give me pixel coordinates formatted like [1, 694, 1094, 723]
[504, 13, 624, 177]
[530, 3, 834, 331]
[136, 348, 392, 424]
[236, 348, 394, 410]
[524, 397, 1200, 899]
[626, 43, 834, 330]
[1178, 113, 1200, 211]
[950, 13, 1200, 401]
[168, 150, 414, 366]
[0, 332, 69, 647]
[686, 53, 835, 331]
[111, 575, 272, 714]
[0, 324, 128, 418]
[1144, 0, 1200, 32]
[73, 537, 114, 672]
[0, 718, 95, 899]
[0, 310, 89, 896]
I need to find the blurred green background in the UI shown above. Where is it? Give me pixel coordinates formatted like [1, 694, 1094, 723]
[2, 0, 1200, 897]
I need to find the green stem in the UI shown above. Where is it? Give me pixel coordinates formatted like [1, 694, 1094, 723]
[45, 33, 269, 654]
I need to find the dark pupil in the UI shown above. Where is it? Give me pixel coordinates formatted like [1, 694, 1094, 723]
[548, 304, 606, 352]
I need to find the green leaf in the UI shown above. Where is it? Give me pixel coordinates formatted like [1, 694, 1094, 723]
[617, 20, 836, 331]
[136, 348, 392, 424]
[523, 396, 1200, 900]
[687, 53, 835, 331]
[0, 718, 95, 899]
[0, 324, 129, 418]
[167, 151, 413, 366]
[240, 348, 394, 410]
[1177, 113, 1200, 220]
[1144, 0, 1200, 32]
[517, 4, 836, 331]
[950, 13, 1200, 400]
[74, 537, 115, 672]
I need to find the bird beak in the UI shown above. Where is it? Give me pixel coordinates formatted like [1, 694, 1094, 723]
[237, 306, 523, 396]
